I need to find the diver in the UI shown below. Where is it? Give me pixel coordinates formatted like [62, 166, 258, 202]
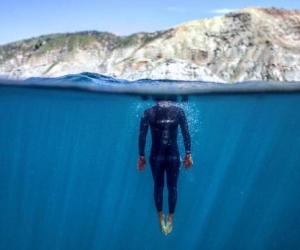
[137, 100, 193, 235]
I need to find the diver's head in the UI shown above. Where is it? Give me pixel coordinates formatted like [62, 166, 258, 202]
[155, 95, 176, 107]
[157, 100, 172, 108]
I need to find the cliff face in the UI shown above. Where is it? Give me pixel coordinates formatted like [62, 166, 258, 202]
[1, 7, 300, 83]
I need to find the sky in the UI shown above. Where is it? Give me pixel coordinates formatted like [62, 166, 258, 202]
[0, 0, 299, 45]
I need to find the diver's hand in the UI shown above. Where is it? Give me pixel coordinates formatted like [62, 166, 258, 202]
[137, 156, 146, 171]
[183, 154, 193, 169]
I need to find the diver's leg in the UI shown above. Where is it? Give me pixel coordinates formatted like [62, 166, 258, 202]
[166, 156, 180, 214]
[150, 156, 165, 213]
[150, 156, 167, 234]
[165, 156, 180, 234]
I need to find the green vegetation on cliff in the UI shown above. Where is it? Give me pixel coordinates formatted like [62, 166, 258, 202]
[0, 30, 165, 62]
[114, 31, 164, 49]
[0, 31, 120, 61]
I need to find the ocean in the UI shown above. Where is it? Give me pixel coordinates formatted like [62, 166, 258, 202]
[1, 72, 300, 250]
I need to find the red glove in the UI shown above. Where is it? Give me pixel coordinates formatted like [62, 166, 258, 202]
[183, 154, 193, 169]
[137, 156, 146, 171]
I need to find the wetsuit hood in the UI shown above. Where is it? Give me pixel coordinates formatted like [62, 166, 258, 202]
[157, 100, 172, 108]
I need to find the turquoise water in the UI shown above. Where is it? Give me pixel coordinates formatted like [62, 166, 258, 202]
[1, 75, 300, 249]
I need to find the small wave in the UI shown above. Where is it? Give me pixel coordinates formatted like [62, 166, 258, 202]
[1, 72, 300, 95]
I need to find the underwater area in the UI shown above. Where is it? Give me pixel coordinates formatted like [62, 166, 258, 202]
[0, 74, 300, 250]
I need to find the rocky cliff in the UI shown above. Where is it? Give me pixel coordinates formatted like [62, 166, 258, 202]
[1, 7, 300, 83]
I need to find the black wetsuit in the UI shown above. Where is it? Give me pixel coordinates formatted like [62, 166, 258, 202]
[139, 104, 191, 214]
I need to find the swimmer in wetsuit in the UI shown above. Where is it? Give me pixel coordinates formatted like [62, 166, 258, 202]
[137, 101, 193, 235]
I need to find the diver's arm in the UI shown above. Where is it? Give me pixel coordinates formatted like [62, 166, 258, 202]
[138, 111, 149, 171]
[139, 111, 149, 157]
[179, 109, 191, 154]
[179, 109, 193, 169]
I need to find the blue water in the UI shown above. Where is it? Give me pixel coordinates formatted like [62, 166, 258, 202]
[1, 73, 300, 250]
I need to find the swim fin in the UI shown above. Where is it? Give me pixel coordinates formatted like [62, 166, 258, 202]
[165, 214, 173, 234]
[158, 212, 167, 235]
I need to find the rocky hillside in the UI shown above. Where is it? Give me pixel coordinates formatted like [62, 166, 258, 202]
[1, 7, 300, 83]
